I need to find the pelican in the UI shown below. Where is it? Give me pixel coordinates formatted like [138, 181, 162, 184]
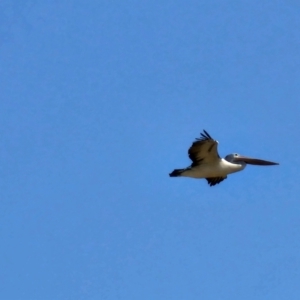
[169, 130, 279, 186]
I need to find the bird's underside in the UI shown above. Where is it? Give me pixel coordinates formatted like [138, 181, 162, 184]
[169, 168, 227, 186]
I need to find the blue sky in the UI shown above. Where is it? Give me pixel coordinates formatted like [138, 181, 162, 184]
[1, 1, 300, 299]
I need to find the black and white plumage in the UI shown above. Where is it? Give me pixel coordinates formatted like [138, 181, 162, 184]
[169, 130, 279, 186]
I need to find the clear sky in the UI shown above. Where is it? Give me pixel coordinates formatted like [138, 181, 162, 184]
[1, 1, 300, 299]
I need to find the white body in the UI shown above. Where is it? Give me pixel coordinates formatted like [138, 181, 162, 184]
[180, 159, 246, 178]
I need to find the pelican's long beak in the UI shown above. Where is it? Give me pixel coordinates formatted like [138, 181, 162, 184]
[235, 156, 279, 166]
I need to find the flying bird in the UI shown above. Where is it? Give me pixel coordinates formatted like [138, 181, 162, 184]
[169, 130, 279, 186]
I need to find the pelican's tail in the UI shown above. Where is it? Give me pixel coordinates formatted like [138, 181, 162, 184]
[169, 169, 185, 177]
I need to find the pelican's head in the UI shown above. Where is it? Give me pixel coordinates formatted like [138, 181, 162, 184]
[225, 153, 279, 166]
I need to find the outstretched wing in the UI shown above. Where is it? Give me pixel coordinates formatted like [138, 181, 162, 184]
[206, 176, 227, 186]
[188, 130, 220, 167]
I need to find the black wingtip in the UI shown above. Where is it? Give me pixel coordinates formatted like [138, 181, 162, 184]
[169, 169, 184, 177]
[197, 129, 213, 141]
[206, 177, 226, 186]
[202, 130, 212, 139]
